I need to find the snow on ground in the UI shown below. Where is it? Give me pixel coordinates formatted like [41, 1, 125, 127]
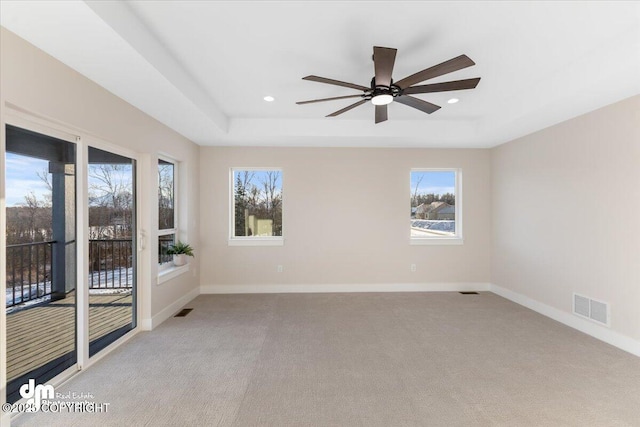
[88, 267, 134, 289]
[5, 281, 52, 308]
[411, 220, 455, 233]
[6, 267, 133, 310]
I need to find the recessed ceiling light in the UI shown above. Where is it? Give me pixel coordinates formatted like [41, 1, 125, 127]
[447, 98, 459, 104]
[263, 96, 275, 102]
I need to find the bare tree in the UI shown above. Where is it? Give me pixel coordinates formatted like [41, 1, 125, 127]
[261, 171, 282, 233]
[36, 168, 53, 207]
[89, 164, 134, 238]
[8, 192, 53, 243]
[158, 163, 174, 230]
[412, 174, 424, 207]
[261, 171, 280, 211]
[240, 170, 255, 190]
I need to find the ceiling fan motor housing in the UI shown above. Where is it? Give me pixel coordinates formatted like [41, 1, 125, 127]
[367, 77, 401, 100]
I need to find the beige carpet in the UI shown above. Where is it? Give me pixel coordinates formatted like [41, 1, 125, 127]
[15, 292, 640, 426]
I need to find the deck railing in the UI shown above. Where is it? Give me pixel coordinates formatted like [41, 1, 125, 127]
[158, 234, 175, 265]
[88, 239, 133, 289]
[6, 241, 54, 308]
[5, 239, 134, 307]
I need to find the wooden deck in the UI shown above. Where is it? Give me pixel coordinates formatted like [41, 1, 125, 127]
[6, 291, 132, 382]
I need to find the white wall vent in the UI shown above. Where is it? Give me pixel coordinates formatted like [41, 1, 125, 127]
[573, 293, 610, 327]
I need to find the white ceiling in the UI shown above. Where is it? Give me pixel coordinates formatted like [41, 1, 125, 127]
[1, 1, 639, 148]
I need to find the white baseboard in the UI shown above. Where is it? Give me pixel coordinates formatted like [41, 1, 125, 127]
[148, 287, 200, 330]
[139, 318, 153, 331]
[201, 282, 491, 294]
[1, 412, 10, 427]
[490, 283, 640, 357]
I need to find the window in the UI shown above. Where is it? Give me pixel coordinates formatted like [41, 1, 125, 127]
[158, 158, 176, 264]
[230, 168, 283, 246]
[410, 169, 462, 244]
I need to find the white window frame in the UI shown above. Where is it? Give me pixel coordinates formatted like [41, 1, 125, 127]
[229, 167, 284, 246]
[409, 168, 463, 245]
[158, 155, 178, 268]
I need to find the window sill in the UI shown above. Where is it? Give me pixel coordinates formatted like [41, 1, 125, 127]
[157, 263, 190, 285]
[410, 238, 464, 246]
[228, 238, 284, 247]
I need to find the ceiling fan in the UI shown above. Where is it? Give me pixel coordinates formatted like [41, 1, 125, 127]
[297, 46, 481, 123]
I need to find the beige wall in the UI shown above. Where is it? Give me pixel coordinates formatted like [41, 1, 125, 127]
[200, 147, 491, 288]
[0, 28, 200, 321]
[5, 22, 637, 351]
[491, 95, 640, 341]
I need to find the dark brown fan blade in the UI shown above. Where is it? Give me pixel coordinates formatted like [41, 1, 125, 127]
[395, 95, 441, 114]
[373, 46, 397, 87]
[326, 99, 367, 117]
[395, 55, 476, 89]
[303, 75, 369, 91]
[375, 104, 388, 123]
[297, 94, 363, 105]
[403, 77, 481, 95]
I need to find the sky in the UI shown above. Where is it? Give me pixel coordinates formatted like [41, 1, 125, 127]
[410, 170, 455, 195]
[5, 153, 134, 207]
[88, 164, 133, 207]
[4, 153, 51, 206]
[6, 160, 448, 206]
[234, 169, 283, 192]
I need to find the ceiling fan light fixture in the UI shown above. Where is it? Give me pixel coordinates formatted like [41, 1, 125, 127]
[371, 94, 393, 105]
[297, 47, 480, 123]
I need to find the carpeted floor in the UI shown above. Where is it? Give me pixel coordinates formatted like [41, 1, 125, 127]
[15, 292, 640, 426]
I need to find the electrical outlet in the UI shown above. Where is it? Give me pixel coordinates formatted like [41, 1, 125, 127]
[410, 264, 416, 272]
[277, 265, 283, 273]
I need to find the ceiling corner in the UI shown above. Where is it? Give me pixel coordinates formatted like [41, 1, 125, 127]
[84, 0, 228, 135]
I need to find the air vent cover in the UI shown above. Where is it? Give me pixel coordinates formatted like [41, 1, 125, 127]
[175, 308, 193, 317]
[573, 293, 609, 326]
[573, 294, 590, 317]
[589, 300, 608, 325]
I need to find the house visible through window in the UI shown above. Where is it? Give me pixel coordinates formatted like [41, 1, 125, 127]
[158, 158, 175, 264]
[230, 168, 282, 244]
[410, 169, 462, 243]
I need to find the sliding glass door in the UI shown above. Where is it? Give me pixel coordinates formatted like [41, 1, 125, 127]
[87, 147, 136, 356]
[3, 125, 139, 403]
[4, 125, 77, 403]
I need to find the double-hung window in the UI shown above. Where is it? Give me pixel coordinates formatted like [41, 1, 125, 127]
[158, 158, 176, 265]
[410, 168, 462, 244]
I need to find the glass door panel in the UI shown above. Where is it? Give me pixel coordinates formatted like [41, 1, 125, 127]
[87, 147, 136, 357]
[4, 125, 77, 403]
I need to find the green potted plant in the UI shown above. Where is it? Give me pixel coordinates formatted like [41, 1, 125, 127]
[166, 241, 194, 266]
